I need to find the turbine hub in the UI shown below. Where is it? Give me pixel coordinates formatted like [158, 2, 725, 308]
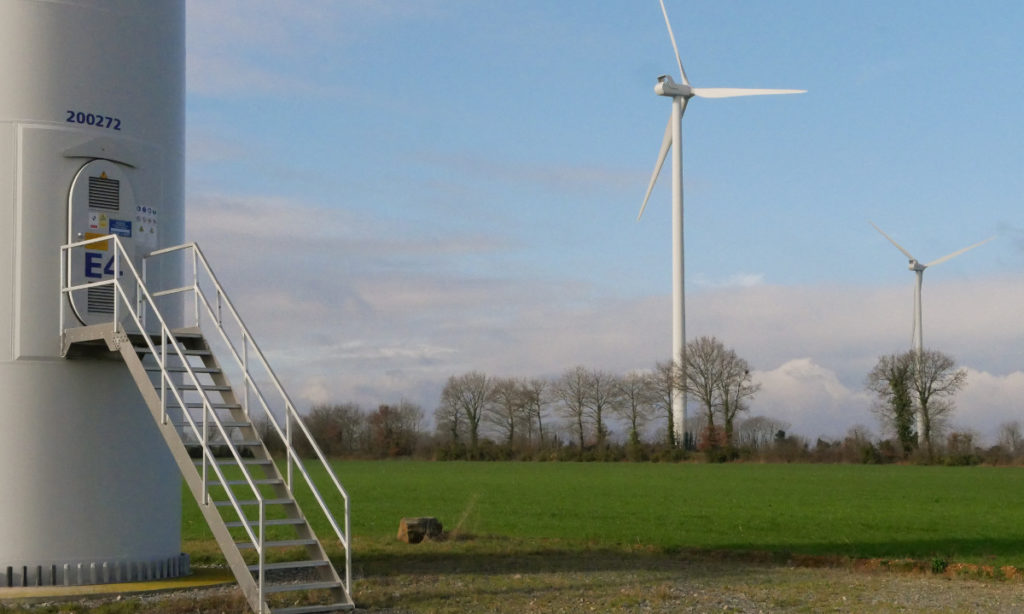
[655, 74, 692, 98]
[908, 259, 925, 272]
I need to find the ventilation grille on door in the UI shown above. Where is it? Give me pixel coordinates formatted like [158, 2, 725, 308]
[88, 176, 119, 210]
[87, 286, 115, 314]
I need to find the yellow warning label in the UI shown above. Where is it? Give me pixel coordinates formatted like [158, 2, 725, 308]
[83, 232, 110, 251]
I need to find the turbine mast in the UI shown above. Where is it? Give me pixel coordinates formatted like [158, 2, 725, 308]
[913, 269, 924, 356]
[671, 96, 686, 446]
[913, 268, 925, 444]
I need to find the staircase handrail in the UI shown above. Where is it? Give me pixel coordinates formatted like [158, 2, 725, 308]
[143, 242, 351, 584]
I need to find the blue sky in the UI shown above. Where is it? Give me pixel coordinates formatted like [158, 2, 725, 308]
[183, 1, 1024, 442]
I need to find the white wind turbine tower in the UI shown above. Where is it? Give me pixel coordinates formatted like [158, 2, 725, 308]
[870, 221, 994, 441]
[638, 0, 804, 446]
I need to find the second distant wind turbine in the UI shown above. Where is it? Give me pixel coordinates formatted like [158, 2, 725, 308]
[638, 0, 804, 446]
[870, 221, 994, 443]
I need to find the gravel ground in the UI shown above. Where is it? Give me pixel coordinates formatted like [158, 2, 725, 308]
[351, 557, 1024, 614]
[4, 555, 1023, 613]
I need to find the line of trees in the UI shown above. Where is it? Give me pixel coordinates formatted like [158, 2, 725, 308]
[272, 339, 1010, 465]
[430, 336, 762, 460]
[258, 401, 424, 459]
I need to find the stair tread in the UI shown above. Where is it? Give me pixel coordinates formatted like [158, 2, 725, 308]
[194, 458, 273, 466]
[271, 603, 354, 614]
[216, 497, 294, 507]
[262, 580, 342, 594]
[172, 420, 250, 428]
[226, 517, 304, 528]
[146, 365, 220, 374]
[248, 559, 330, 572]
[135, 346, 211, 356]
[236, 538, 316, 549]
[178, 384, 232, 391]
[222, 478, 283, 486]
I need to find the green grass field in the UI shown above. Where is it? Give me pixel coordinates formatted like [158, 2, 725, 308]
[182, 461, 1024, 568]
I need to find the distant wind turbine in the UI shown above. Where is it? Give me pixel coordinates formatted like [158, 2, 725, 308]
[870, 221, 994, 441]
[638, 0, 805, 446]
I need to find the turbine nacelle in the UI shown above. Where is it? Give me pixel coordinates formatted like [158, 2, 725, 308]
[655, 74, 693, 98]
[908, 259, 925, 272]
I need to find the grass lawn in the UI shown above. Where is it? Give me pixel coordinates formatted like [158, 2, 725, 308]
[182, 461, 1024, 568]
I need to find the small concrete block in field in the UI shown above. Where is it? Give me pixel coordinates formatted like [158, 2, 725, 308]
[397, 517, 443, 544]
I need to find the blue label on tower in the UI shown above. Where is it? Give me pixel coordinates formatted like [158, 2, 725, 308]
[109, 219, 132, 237]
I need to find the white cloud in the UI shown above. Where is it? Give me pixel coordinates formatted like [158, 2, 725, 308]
[753, 359, 873, 440]
[955, 369, 1024, 443]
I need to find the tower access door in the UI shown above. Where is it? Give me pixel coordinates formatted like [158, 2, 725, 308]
[66, 158, 157, 325]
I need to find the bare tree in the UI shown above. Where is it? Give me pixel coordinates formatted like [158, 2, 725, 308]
[584, 369, 621, 449]
[438, 371, 493, 453]
[911, 349, 967, 459]
[998, 421, 1023, 458]
[552, 366, 590, 451]
[866, 352, 916, 455]
[303, 402, 365, 457]
[486, 377, 529, 446]
[615, 371, 656, 448]
[680, 336, 759, 448]
[433, 399, 464, 447]
[367, 401, 422, 457]
[652, 360, 679, 447]
[523, 378, 549, 448]
[718, 354, 759, 445]
[683, 337, 722, 435]
[735, 415, 790, 451]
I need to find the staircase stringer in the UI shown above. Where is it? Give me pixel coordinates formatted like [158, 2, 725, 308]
[106, 325, 264, 608]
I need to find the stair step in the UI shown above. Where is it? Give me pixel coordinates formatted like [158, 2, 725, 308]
[263, 580, 342, 594]
[172, 420, 250, 429]
[222, 478, 283, 487]
[135, 346, 211, 356]
[145, 365, 220, 374]
[248, 559, 330, 572]
[215, 498, 294, 507]
[272, 603, 354, 614]
[230, 440, 263, 447]
[227, 517, 304, 529]
[195, 458, 272, 466]
[174, 402, 243, 410]
[178, 383, 232, 392]
[236, 538, 316, 550]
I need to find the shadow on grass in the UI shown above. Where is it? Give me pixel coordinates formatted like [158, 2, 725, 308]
[344, 535, 1024, 579]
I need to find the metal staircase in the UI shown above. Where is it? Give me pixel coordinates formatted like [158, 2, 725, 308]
[59, 236, 354, 614]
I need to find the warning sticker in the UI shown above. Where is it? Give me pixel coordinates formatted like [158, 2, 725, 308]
[109, 219, 132, 238]
[135, 204, 158, 249]
[83, 232, 110, 251]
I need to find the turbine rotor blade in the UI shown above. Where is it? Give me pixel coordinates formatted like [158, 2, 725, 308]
[870, 221, 915, 261]
[658, 0, 689, 85]
[691, 87, 806, 98]
[925, 236, 995, 267]
[638, 114, 674, 220]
